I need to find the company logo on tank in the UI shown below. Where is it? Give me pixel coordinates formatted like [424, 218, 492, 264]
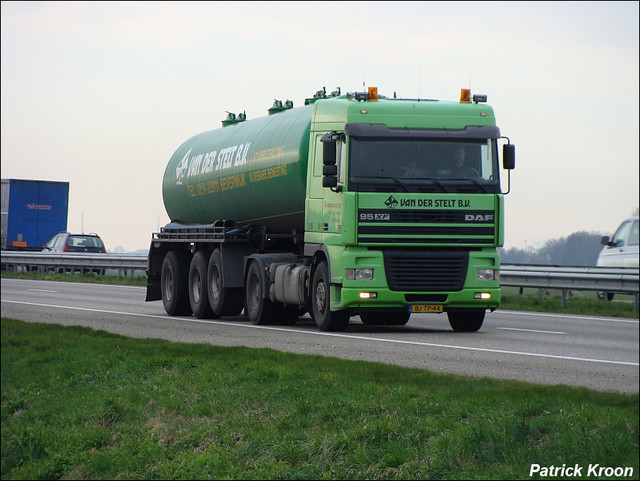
[175, 143, 252, 185]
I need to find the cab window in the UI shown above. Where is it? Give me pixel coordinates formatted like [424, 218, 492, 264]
[611, 221, 631, 247]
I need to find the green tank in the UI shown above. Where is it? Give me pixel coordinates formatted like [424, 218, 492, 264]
[162, 104, 312, 233]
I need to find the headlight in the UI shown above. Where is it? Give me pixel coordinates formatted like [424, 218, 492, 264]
[477, 269, 499, 281]
[346, 268, 374, 280]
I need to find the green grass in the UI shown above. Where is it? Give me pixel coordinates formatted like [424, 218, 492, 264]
[2, 318, 638, 480]
[501, 287, 638, 319]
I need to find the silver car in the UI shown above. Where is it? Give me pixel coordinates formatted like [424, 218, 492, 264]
[597, 216, 638, 301]
[597, 216, 639, 268]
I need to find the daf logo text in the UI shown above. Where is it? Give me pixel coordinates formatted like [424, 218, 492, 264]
[465, 214, 494, 222]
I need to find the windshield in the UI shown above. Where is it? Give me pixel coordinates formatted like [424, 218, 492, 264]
[69, 236, 104, 248]
[349, 138, 500, 193]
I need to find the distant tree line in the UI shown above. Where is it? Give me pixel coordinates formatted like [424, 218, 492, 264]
[499, 231, 605, 266]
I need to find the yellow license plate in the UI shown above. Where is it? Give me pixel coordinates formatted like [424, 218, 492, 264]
[411, 304, 443, 313]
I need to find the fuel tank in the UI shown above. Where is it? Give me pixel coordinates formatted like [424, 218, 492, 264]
[162, 105, 312, 233]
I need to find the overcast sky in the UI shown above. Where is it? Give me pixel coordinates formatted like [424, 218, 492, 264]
[2, 1, 638, 252]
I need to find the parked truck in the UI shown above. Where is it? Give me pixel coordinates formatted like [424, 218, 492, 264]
[1, 179, 69, 251]
[146, 86, 515, 332]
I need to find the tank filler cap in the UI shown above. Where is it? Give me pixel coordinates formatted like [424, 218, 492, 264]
[304, 86, 327, 105]
[221, 111, 246, 127]
[268, 100, 284, 115]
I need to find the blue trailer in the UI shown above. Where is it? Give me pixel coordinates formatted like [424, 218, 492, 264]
[1, 179, 69, 251]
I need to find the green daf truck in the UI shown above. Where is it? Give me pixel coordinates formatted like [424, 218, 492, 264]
[146, 86, 515, 332]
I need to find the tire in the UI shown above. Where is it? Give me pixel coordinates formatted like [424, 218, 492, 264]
[207, 249, 243, 317]
[311, 261, 349, 332]
[189, 251, 214, 319]
[447, 309, 485, 332]
[161, 250, 192, 316]
[245, 261, 278, 325]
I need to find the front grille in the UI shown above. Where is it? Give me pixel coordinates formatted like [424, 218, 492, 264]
[357, 209, 495, 245]
[359, 225, 494, 236]
[383, 250, 468, 292]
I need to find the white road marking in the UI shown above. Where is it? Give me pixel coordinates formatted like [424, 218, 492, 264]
[497, 327, 567, 335]
[494, 309, 639, 324]
[2, 299, 638, 367]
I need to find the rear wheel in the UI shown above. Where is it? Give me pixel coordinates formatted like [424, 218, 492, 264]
[161, 250, 192, 316]
[311, 261, 349, 332]
[189, 251, 214, 319]
[207, 249, 243, 317]
[447, 309, 485, 332]
[245, 261, 278, 325]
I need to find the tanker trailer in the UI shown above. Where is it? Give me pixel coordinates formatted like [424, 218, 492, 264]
[147, 87, 515, 332]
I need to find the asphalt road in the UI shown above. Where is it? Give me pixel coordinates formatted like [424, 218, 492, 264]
[2, 278, 638, 394]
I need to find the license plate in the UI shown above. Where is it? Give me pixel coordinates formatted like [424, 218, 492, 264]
[411, 304, 443, 313]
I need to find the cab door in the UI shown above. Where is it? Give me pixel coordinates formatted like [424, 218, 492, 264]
[598, 220, 634, 267]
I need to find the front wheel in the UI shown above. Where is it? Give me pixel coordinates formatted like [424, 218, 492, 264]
[311, 262, 349, 332]
[447, 309, 485, 332]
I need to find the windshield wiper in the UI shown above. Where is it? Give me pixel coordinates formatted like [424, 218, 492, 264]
[452, 178, 490, 193]
[350, 176, 411, 192]
[389, 177, 410, 193]
[417, 179, 450, 193]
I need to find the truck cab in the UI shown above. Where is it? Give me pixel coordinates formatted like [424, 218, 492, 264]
[301, 90, 514, 330]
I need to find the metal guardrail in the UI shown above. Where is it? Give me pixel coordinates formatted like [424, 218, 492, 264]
[0, 251, 147, 278]
[500, 264, 639, 311]
[2, 253, 638, 310]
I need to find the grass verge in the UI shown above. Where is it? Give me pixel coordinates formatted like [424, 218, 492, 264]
[500, 287, 638, 319]
[1, 318, 638, 480]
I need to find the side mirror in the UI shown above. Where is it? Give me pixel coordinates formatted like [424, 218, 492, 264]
[322, 176, 338, 188]
[600, 236, 612, 246]
[321, 134, 342, 192]
[323, 138, 336, 166]
[323, 165, 337, 176]
[503, 144, 515, 170]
